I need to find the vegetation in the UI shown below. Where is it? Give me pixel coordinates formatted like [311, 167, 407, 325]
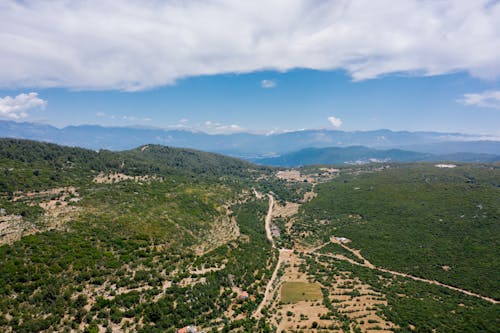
[0, 139, 498, 332]
[0, 138, 269, 194]
[294, 163, 500, 299]
[311, 254, 499, 332]
[0, 139, 275, 332]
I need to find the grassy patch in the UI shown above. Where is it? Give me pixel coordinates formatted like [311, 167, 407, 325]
[281, 282, 322, 303]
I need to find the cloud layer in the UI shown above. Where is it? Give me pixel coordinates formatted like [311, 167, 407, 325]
[0, 92, 47, 119]
[1, 0, 499, 91]
[460, 90, 500, 109]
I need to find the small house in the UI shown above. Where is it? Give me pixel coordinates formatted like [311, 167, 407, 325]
[176, 326, 197, 333]
[239, 291, 249, 300]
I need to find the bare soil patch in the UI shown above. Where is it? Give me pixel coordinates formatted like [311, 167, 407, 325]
[270, 251, 342, 332]
[93, 172, 162, 184]
[0, 214, 38, 245]
[276, 170, 315, 183]
[2, 186, 81, 245]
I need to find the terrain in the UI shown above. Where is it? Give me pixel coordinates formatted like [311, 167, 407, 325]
[2, 120, 499, 158]
[0, 138, 498, 332]
[253, 146, 500, 166]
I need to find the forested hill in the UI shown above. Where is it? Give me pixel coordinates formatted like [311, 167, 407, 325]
[0, 138, 268, 193]
[254, 145, 500, 167]
[0, 138, 280, 332]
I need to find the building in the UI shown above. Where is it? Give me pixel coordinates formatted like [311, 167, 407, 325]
[271, 225, 280, 237]
[239, 291, 249, 300]
[335, 236, 350, 243]
[176, 326, 197, 333]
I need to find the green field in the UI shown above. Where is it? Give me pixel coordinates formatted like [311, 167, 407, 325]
[280, 282, 323, 303]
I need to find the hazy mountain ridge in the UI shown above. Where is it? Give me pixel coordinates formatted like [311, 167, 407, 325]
[253, 146, 500, 167]
[2, 120, 498, 157]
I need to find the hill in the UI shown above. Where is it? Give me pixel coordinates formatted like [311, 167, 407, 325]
[0, 139, 282, 332]
[0, 139, 266, 193]
[254, 146, 500, 166]
[254, 146, 432, 166]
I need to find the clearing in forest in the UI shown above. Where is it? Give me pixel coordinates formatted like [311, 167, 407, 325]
[281, 282, 322, 303]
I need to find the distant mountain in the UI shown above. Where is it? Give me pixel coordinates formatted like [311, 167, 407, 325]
[253, 146, 500, 166]
[1, 120, 499, 157]
[401, 141, 500, 155]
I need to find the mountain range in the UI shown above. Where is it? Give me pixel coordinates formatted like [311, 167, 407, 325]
[1, 120, 499, 164]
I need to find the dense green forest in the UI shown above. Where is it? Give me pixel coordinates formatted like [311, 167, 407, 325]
[0, 139, 269, 194]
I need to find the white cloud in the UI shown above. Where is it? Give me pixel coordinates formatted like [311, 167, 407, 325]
[203, 120, 245, 134]
[459, 90, 500, 109]
[0, 92, 47, 119]
[261, 79, 277, 88]
[0, 1, 499, 91]
[95, 112, 151, 122]
[123, 115, 152, 122]
[328, 116, 343, 128]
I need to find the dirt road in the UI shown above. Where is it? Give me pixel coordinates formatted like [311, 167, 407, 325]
[254, 194, 301, 318]
[324, 237, 499, 304]
[264, 194, 275, 248]
[254, 248, 292, 318]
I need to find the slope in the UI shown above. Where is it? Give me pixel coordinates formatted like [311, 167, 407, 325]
[254, 145, 500, 167]
[293, 163, 500, 299]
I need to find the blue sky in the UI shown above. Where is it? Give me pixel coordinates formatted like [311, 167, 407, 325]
[1, 69, 499, 136]
[0, 1, 499, 136]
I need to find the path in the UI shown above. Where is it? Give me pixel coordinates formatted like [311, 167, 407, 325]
[313, 237, 499, 304]
[254, 248, 292, 318]
[254, 194, 290, 318]
[264, 194, 275, 248]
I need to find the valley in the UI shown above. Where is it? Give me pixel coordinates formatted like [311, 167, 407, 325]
[0, 139, 498, 332]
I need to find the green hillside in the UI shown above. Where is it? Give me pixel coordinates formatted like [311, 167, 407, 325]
[0, 139, 278, 332]
[0, 139, 267, 193]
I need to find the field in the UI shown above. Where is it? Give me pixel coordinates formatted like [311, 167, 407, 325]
[280, 282, 322, 303]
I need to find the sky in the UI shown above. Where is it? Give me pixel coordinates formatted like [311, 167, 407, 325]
[0, 0, 499, 136]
